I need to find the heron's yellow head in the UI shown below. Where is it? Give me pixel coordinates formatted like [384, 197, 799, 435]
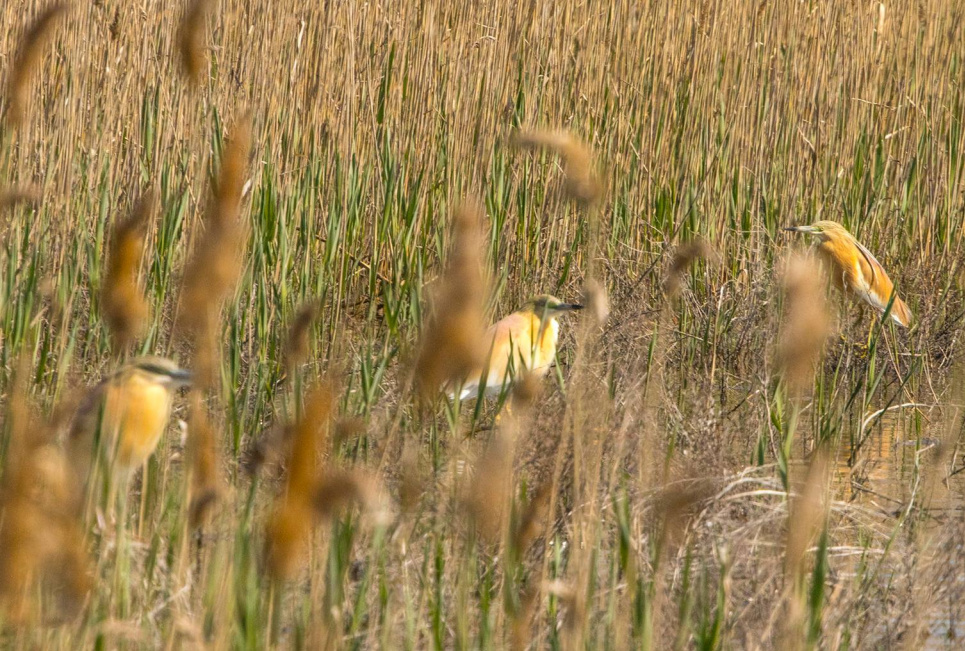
[125, 356, 193, 389]
[523, 294, 584, 319]
[783, 220, 851, 243]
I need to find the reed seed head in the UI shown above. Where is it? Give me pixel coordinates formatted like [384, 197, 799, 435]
[4, 3, 69, 129]
[664, 239, 712, 298]
[414, 201, 488, 399]
[777, 255, 830, 393]
[513, 130, 603, 206]
[102, 188, 156, 352]
[283, 300, 319, 372]
[177, 0, 214, 85]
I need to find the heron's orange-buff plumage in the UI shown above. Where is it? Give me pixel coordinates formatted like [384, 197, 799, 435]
[786, 221, 912, 328]
[450, 295, 581, 400]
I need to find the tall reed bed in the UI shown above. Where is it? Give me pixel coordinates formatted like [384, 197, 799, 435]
[0, 0, 963, 647]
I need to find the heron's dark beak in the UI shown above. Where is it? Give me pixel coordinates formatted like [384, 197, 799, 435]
[169, 368, 193, 387]
[558, 303, 584, 312]
[784, 225, 817, 233]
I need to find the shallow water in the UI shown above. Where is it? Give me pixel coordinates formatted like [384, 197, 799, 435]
[829, 411, 965, 647]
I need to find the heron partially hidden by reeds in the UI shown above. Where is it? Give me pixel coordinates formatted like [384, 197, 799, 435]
[784, 220, 912, 328]
[70, 356, 192, 488]
[448, 294, 583, 400]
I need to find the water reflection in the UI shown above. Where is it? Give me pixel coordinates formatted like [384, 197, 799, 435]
[830, 410, 965, 648]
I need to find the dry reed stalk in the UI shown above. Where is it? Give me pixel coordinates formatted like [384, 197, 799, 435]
[4, 3, 69, 128]
[283, 300, 319, 372]
[264, 381, 334, 582]
[512, 130, 603, 206]
[414, 201, 488, 400]
[178, 112, 252, 387]
[177, 0, 215, 85]
[186, 390, 221, 528]
[101, 189, 156, 352]
[0, 185, 42, 210]
[663, 239, 712, 298]
[777, 255, 830, 393]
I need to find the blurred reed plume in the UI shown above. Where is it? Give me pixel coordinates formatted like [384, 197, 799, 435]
[545, 579, 586, 635]
[461, 431, 513, 543]
[178, 112, 252, 387]
[283, 300, 319, 372]
[511, 481, 552, 554]
[264, 381, 334, 582]
[783, 445, 830, 647]
[186, 391, 221, 528]
[581, 278, 610, 326]
[314, 469, 386, 522]
[777, 255, 830, 393]
[414, 201, 487, 400]
[4, 3, 68, 128]
[0, 362, 90, 622]
[663, 239, 712, 298]
[398, 443, 423, 514]
[0, 185, 42, 210]
[512, 130, 602, 206]
[177, 0, 214, 85]
[102, 188, 156, 352]
[652, 477, 715, 551]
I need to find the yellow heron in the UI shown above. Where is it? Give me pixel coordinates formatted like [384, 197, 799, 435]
[449, 294, 583, 400]
[784, 220, 912, 328]
[70, 356, 192, 484]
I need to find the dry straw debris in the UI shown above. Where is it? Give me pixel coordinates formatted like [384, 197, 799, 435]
[102, 189, 157, 352]
[414, 201, 488, 400]
[4, 3, 68, 128]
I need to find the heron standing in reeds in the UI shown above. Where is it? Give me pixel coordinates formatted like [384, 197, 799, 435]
[70, 356, 192, 490]
[784, 221, 912, 329]
[448, 295, 583, 400]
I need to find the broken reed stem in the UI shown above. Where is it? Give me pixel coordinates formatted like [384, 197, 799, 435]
[102, 188, 157, 354]
[4, 3, 69, 129]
